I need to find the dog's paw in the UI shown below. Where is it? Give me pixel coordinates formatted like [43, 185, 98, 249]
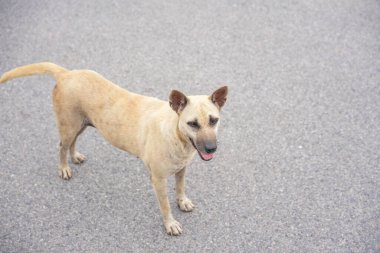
[164, 219, 183, 236]
[59, 166, 72, 180]
[72, 152, 86, 164]
[177, 197, 194, 212]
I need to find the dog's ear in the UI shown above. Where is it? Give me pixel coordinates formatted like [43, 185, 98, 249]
[169, 90, 188, 113]
[210, 86, 228, 109]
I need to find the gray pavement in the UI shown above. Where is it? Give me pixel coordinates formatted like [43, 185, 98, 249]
[0, 0, 379, 252]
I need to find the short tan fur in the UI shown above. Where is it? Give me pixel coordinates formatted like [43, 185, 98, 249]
[0, 62, 228, 235]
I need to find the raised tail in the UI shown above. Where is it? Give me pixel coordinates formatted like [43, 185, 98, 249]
[0, 62, 68, 83]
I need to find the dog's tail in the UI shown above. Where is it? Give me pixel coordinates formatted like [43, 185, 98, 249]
[0, 62, 68, 84]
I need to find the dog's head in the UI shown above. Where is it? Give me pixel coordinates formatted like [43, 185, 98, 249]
[169, 86, 228, 161]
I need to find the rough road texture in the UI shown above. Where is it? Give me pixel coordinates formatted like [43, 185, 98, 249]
[0, 0, 379, 252]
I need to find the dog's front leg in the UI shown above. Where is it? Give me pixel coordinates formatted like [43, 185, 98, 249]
[175, 167, 194, 212]
[151, 176, 183, 235]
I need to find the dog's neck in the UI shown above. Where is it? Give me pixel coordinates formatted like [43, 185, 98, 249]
[173, 116, 194, 155]
[175, 124, 188, 146]
[157, 109, 195, 161]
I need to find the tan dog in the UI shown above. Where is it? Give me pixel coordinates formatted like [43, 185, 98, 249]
[0, 62, 228, 235]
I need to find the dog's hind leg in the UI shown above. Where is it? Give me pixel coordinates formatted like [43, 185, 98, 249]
[53, 82, 88, 179]
[70, 126, 87, 164]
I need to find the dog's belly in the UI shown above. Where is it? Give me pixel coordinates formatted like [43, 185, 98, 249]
[81, 91, 151, 157]
[83, 118, 138, 155]
[93, 122, 141, 156]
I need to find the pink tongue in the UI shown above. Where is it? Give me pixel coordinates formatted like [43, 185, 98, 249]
[200, 152, 214, 161]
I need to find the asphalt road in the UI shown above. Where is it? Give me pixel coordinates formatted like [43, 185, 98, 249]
[0, 0, 379, 252]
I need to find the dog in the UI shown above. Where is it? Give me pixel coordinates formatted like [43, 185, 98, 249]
[0, 62, 228, 235]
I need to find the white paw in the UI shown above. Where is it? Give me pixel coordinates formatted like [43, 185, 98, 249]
[72, 152, 86, 164]
[177, 197, 194, 212]
[164, 219, 183, 236]
[59, 166, 72, 180]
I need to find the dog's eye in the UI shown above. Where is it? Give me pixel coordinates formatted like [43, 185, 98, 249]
[209, 116, 219, 126]
[187, 121, 200, 129]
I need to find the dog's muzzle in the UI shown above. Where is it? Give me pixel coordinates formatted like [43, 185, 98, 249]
[189, 138, 216, 161]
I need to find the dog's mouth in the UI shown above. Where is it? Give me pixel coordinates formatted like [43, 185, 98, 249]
[189, 138, 214, 161]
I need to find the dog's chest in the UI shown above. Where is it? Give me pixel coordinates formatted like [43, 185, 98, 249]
[168, 165, 186, 175]
[167, 152, 196, 175]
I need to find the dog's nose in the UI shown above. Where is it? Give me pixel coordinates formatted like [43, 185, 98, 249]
[205, 142, 217, 154]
